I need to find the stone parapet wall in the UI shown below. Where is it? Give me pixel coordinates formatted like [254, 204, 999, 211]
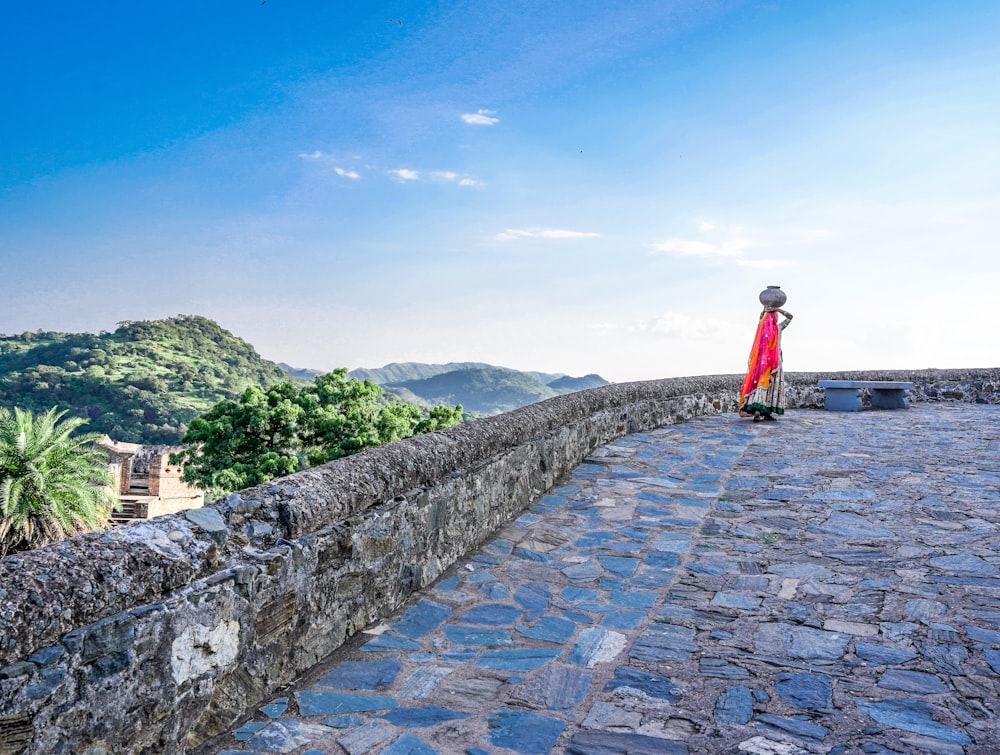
[0, 368, 997, 753]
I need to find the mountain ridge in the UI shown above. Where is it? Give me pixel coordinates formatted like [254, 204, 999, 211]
[281, 362, 611, 415]
[346, 361, 568, 386]
[0, 316, 611, 444]
[385, 367, 559, 415]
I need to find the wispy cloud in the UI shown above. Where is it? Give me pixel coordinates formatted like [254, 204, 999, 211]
[386, 168, 482, 187]
[389, 168, 420, 181]
[334, 167, 360, 179]
[298, 150, 324, 160]
[650, 222, 786, 268]
[595, 311, 741, 341]
[495, 227, 600, 241]
[461, 109, 499, 126]
[650, 237, 750, 259]
[430, 171, 482, 187]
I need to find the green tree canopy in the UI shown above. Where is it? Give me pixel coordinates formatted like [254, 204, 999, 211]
[0, 315, 294, 446]
[0, 407, 116, 557]
[174, 382, 304, 495]
[172, 369, 462, 496]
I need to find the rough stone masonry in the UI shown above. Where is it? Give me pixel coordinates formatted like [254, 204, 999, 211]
[201, 401, 1000, 754]
[0, 369, 997, 753]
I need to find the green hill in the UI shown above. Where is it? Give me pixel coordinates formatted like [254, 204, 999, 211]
[278, 362, 325, 381]
[0, 315, 294, 444]
[348, 363, 611, 416]
[386, 368, 561, 415]
[348, 362, 495, 384]
[348, 362, 568, 386]
[548, 374, 610, 393]
[380, 385, 434, 409]
[529, 371, 568, 385]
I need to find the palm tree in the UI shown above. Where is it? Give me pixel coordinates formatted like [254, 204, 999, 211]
[0, 407, 116, 557]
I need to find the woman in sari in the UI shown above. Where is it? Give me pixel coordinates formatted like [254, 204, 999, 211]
[739, 306, 793, 421]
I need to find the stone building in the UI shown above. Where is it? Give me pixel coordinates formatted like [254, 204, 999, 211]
[96, 437, 204, 521]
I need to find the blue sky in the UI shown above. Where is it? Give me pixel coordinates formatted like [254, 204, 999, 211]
[2, 1, 998, 382]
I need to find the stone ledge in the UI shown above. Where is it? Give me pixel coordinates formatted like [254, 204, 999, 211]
[0, 368, 997, 753]
[1, 369, 997, 667]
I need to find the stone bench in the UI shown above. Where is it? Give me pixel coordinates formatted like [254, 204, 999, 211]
[818, 380, 913, 411]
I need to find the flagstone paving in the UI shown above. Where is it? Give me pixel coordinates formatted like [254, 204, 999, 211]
[201, 404, 1000, 754]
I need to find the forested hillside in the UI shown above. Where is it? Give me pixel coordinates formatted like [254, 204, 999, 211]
[348, 361, 571, 386]
[336, 363, 609, 416]
[548, 374, 609, 393]
[278, 362, 325, 381]
[0, 316, 612, 446]
[386, 367, 561, 415]
[348, 362, 495, 384]
[0, 316, 292, 444]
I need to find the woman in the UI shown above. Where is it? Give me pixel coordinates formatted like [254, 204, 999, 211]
[739, 305, 793, 421]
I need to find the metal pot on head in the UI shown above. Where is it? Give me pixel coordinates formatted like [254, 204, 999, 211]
[759, 285, 787, 309]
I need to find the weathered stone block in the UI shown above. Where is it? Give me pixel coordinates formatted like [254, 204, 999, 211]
[81, 616, 135, 663]
[255, 594, 296, 645]
[0, 713, 33, 754]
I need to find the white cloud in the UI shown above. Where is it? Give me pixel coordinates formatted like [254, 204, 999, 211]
[495, 227, 600, 241]
[298, 150, 324, 160]
[334, 167, 361, 179]
[650, 236, 752, 259]
[461, 109, 499, 126]
[384, 168, 483, 186]
[650, 223, 789, 268]
[389, 168, 420, 181]
[429, 171, 482, 187]
[595, 311, 742, 341]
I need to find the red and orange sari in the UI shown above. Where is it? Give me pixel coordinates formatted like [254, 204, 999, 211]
[739, 311, 788, 417]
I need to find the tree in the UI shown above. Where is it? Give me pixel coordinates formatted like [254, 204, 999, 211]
[172, 383, 303, 496]
[299, 369, 408, 465]
[0, 407, 116, 557]
[173, 370, 462, 495]
[414, 404, 464, 434]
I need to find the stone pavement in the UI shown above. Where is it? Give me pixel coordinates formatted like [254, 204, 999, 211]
[200, 404, 1000, 755]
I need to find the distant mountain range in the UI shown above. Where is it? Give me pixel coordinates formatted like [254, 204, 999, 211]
[277, 362, 325, 381]
[347, 362, 569, 386]
[0, 315, 610, 445]
[385, 368, 608, 415]
[281, 361, 610, 416]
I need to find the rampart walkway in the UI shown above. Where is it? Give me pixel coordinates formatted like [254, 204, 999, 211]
[201, 404, 999, 754]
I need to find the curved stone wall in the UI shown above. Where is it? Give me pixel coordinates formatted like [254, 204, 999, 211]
[0, 368, 997, 753]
